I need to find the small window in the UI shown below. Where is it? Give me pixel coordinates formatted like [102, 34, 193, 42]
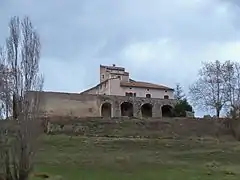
[130, 87, 132, 89]
[118, 75, 121, 79]
[102, 74, 104, 79]
[147, 89, 149, 91]
[133, 93, 136, 97]
[165, 90, 167, 92]
[146, 94, 151, 98]
[164, 95, 169, 99]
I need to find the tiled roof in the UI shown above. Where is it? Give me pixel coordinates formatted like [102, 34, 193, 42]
[120, 79, 173, 90]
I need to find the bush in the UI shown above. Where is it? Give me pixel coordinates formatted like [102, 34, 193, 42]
[173, 98, 194, 117]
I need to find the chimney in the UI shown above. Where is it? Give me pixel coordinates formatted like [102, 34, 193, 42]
[112, 64, 116, 67]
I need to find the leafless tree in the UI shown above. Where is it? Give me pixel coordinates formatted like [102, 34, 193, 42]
[0, 46, 13, 119]
[189, 60, 225, 117]
[222, 60, 240, 118]
[0, 16, 44, 180]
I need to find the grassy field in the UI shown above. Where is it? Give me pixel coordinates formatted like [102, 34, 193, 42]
[32, 135, 240, 180]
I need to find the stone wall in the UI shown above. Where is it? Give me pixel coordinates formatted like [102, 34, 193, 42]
[1, 115, 237, 140]
[44, 116, 234, 139]
[30, 91, 176, 118]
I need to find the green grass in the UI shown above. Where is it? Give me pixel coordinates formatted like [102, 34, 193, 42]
[32, 135, 240, 180]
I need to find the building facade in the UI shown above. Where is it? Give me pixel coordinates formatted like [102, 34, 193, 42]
[32, 64, 176, 119]
[81, 64, 174, 99]
[78, 64, 176, 118]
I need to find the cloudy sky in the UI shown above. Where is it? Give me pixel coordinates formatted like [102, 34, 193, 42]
[0, 0, 240, 116]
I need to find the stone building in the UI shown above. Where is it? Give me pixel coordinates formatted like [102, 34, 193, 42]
[33, 64, 176, 118]
[81, 64, 174, 99]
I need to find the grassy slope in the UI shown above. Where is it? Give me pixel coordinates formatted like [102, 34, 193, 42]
[32, 135, 240, 180]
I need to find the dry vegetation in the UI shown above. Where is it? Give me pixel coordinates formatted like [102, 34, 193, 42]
[29, 135, 240, 180]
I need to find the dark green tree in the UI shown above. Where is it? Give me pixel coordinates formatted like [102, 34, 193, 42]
[174, 98, 194, 117]
[173, 84, 194, 117]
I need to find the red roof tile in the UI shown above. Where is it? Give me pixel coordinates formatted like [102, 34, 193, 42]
[120, 79, 173, 90]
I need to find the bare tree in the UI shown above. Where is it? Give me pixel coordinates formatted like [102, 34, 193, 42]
[0, 47, 6, 119]
[0, 16, 44, 180]
[0, 46, 13, 119]
[222, 60, 240, 118]
[189, 60, 225, 117]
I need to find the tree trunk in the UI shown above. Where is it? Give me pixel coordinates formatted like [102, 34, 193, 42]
[216, 109, 220, 118]
[231, 106, 238, 119]
[13, 93, 18, 119]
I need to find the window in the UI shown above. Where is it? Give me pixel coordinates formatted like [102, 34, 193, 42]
[117, 75, 121, 79]
[126, 92, 135, 97]
[130, 87, 132, 89]
[165, 90, 168, 92]
[164, 95, 169, 99]
[102, 74, 104, 79]
[147, 89, 149, 91]
[146, 94, 151, 98]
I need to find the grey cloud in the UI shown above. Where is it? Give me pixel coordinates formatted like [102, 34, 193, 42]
[1, 0, 238, 60]
[1, 0, 240, 116]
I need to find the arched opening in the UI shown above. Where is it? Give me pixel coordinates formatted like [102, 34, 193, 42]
[161, 105, 173, 117]
[164, 95, 169, 99]
[121, 102, 133, 117]
[101, 102, 112, 117]
[146, 94, 151, 98]
[141, 103, 153, 118]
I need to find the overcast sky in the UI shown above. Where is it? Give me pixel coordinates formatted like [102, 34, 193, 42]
[0, 0, 240, 116]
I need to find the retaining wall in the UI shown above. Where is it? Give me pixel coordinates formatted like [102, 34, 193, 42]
[44, 116, 234, 139]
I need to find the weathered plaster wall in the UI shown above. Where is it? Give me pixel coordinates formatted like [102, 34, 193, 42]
[36, 92, 101, 117]
[106, 78, 174, 99]
[83, 81, 109, 95]
[121, 86, 174, 99]
[29, 91, 176, 118]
